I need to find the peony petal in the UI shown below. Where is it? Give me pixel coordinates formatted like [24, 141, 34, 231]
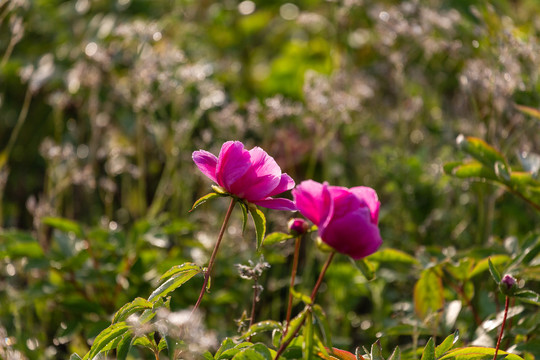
[192, 150, 218, 183]
[216, 141, 251, 190]
[267, 173, 295, 197]
[252, 198, 297, 211]
[319, 207, 382, 259]
[350, 186, 380, 224]
[292, 180, 331, 226]
[229, 147, 282, 201]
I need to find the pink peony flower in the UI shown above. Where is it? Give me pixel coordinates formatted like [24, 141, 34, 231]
[193, 141, 296, 211]
[292, 180, 382, 259]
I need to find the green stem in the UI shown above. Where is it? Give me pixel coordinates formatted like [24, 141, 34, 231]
[493, 296, 510, 360]
[274, 252, 336, 360]
[283, 235, 302, 337]
[192, 198, 236, 314]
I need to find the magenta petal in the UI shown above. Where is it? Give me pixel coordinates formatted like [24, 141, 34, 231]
[230, 147, 282, 201]
[350, 186, 380, 224]
[267, 173, 295, 197]
[319, 208, 382, 259]
[292, 180, 331, 225]
[216, 141, 251, 190]
[252, 198, 297, 211]
[192, 150, 218, 183]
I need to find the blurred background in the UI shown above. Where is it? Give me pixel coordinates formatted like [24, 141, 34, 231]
[1, 0, 539, 358]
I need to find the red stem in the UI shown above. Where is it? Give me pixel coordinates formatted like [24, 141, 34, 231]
[274, 252, 336, 360]
[493, 296, 510, 360]
[192, 198, 236, 315]
[283, 236, 302, 336]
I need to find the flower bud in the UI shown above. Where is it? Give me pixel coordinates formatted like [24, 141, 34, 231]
[499, 274, 517, 296]
[288, 218, 309, 236]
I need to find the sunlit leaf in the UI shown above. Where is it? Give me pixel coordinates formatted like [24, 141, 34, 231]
[42, 217, 84, 238]
[367, 248, 419, 265]
[420, 338, 435, 360]
[488, 258, 502, 284]
[263, 232, 294, 247]
[514, 103, 540, 121]
[282, 308, 308, 347]
[446, 161, 497, 181]
[469, 255, 510, 279]
[148, 265, 202, 302]
[240, 321, 283, 340]
[414, 268, 444, 321]
[160, 263, 202, 281]
[438, 347, 523, 360]
[352, 258, 376, 281]
[215, 338, 236, 359]
[82, 322, 130, 360]
[190, 192, 224, 212]
[514, 290, 540, 305]
[435, 331, 459, 358]
[249, 205, 266, 250]
[112, 297, 153, 323]
[240, 202, 248, 234]
[303, 311, 314, 360]
[116, 333, 133, 360]
[456, 135, 507, 169]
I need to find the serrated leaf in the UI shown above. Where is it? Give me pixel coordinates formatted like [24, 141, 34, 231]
[438, 347, 524, 360]
[249, 205, 266, 251]
[263, 232, 294, 247]
[240, 321, 283, 340]
[435, 332, 458, 358]
[160, 263, 202, 281]
[421, 338, 435, 360]
[488, 258, 502, 284]
[113, 297, 153, 323]
[367, 248, 419, 265]
[414, 268, 444, 321]
[190, 192, 223, 212]
[303, 312, 314, 360]
[42, 217, 84, 238]
[82, 322, 130, 360]
[370, 340, 383, 360]
[352, 258, 376, 281]
[148, 266, 202, 303]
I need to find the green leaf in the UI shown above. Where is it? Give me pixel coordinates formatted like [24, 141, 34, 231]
[42, 217, 84, 238]
[446, 161, 497, 181]
[263, 232, 294, 247]
[148, 266, 202, 303]
[220, 342, 253, 359]
[160, 263, 202, 281]
[514, 290, 540, 305]
[282, 308, 309, 347]
[112, 297, 153, 323]
[312, 304, 332, 350]
[370, 340, 383, 360]
[303, 312, 314, 360]
[488, 258, 502, 284]
[414, 268, 444, 321]
[367, 248, 419, 265]
[421, 338, 435, 360]
[116, 334, 133, 360]
[215, 338, 236, 359]
[470, 255, 510, 279]
[352, 258, 376, 281]
[291, 288, 312, 305]
[240, 320, 283, 340]
[190, 192, 223, 212]
[82, 322, 130, 360]
[240, 202, 249, 234]
[438, 347, 524, 360]
[232, 348, 268, 360]
[457, 136, 507, 169]
[249, 205, 266, 251]
[70, 354, 83, 360]
[388, 346, 401, 360]
[0, 231, 44, 258]
[435, 331, 459, 358]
